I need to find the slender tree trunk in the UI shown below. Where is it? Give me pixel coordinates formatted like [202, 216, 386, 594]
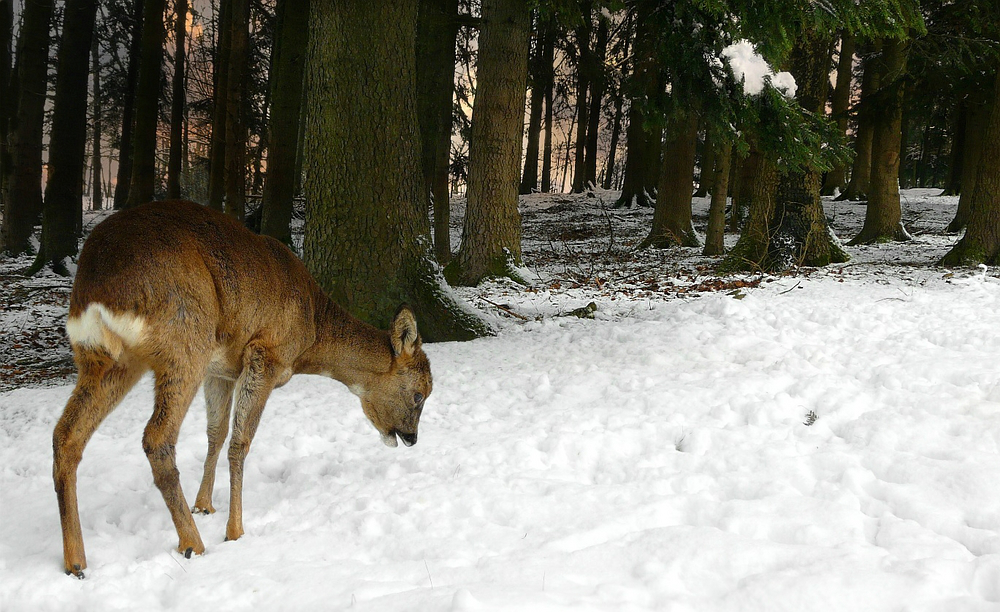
[850, 36, 911, 245]
[613, 7, 658, 208]
[207, 0, 232, 211]
[0, 0, 12, 214]
[583, 14, 607, 189]
[838, 41, 880, 202]
[447, 0, 530, 286]
[260, 0, 309, 244]
[602, 79, 625, 191]
[519, 11, 543, 195]
[941, 67, 1000, 266]
[540, 23, 554, 192]
[728, 153, 744, 232]
[90, 33, 102, 211]
[703, 142, 732, 256]
[821, 31, 854, 196]
[940, 101, 966, 196]
[113, 0, 143, 209]
[124, 0, 167, 207]
[2, 0, 53, 255]
[571, 6, 591, 194]
[223, 0, 249, 219]
[641, 111, 699, 248]
[304, 0, 489, 341]
[694, 131, 714, 198]
[31, 0, 99, 274]
[947, 97, 989, 232]
[167, 0, 188, 199]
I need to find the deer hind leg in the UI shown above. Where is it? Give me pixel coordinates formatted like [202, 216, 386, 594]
[144, 363, 208, 558]
[192, 377, 235, 514]
[225, 341, 281, 542]
[53, 352, 142, 577]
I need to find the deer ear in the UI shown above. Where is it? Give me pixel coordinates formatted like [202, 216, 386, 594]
[390, 305, 420, 357]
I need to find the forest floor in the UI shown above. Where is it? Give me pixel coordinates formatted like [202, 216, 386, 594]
[1, 189, 999, 611]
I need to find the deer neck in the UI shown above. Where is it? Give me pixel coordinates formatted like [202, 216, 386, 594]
[294, 290, 394, 394]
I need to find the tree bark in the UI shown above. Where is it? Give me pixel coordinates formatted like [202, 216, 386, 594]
[602, 79, 625, 190]
[850, 36, 911, 245]
[719, 148, 779, 272]
[2, 0, 53, 255]
[0, 0, 12, 208]
[90, 33, 102, 211]
[642, 111, 699, 248]
[703, 142, 732, 256]
[694, 131, 714, 198]
[207, 0, 232, 211]
[223, 0, 249, 220]
[838, 41, 880, 202]
[539, 23, 555, 193]
[447, 0, 529, 286]
[940, 67, 1000, 266]
[112, 0, 143, 210]
[947, 97, 989, 233]
[166, 0, 188, 199]
[31, 0, 99, 274]
[613, 7, 658, 208]
[304, 0, 490, 341]
[123, 0, 166, 207]
[583, 14, 607, 189]
[940, 101, 966, 196]
[519, 11, 543, 195]
[260, 0, 309, 244]
[571, 4, 592, 194]
[821, 31, 854, 196]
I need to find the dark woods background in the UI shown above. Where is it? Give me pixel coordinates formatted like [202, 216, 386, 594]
[1, 0, 999, 341]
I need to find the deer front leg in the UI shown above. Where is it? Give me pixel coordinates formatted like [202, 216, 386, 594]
[193, 377, 235, 514]
[225, 342, 282, 542]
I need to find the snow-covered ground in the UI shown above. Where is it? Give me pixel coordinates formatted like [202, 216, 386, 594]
[1, 190, 999, 611]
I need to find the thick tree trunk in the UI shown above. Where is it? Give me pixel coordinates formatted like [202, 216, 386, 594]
[260, 0, 309, 245]
[166, 0, 188, 199]
[447, 0, 530, 286]
[641, 112, 699, 248]
[304, 0, 489, 341]
[124, 0, 166, 207]
[90, 34, 102, 211]
[850, 37, 911, 245]
[223, 0, 249, 220]
[519, 12, 543, 195]
[583, 15, 607, 189]
[821, 32, 854, 196]
[207, 0, 232, 211]
[941, 68, 1000, 266]
[703, 143, 732, 256]
[112, 0, 143, 210]
[540, 24, 554, 193]
[2, 0, 53, 255]
[947, 97, 989, 233]
[838, 41, 880, 202]
[31, 0, 99, 274]
[719, 149, 778, 272]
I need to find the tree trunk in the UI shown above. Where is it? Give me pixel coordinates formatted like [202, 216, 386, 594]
[602, 80, 625, 190]
[31, 0, 99, 274]
[123, 0, 166, 207]
[838, 41, 880, 202]
[613, 8, 658, 208]
[112, 0, 143, 210]
[571, 6, 591, 194]
[641, 111, 699, 248]
[260, 0, 309, 245]
[703, 142, 732, 256]
[940, 67, 1000, 266]
[539, 23, 554, 193]
[166, 0, 188, 199]
[1, 0, 53, 255]
[519, 11, 543, 195]
[583, 14, 607, 189]
[947, 97, 989, 233]
[850, 36, 911, 245]
[207, 0, 232, 211]
[940, 101, 966, 196]
[719, 148, 779, 272]
[223, 0, 249, 220]
[0, 0, 12, 211]
[821, 31, 854, 196]
[90, 33, 102, 211]
[304, 0, 489, 341]
[447, 0, 530, 286]
[694, 131, 714, 198]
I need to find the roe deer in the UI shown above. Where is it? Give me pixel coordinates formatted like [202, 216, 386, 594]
[54, 200, 432, 578]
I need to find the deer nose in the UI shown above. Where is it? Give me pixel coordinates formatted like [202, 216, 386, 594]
[398, 432, 417, 447]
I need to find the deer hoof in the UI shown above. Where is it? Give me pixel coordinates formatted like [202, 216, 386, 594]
[65, 564, 85, 579]
[184, 547, 194, 559]
[192, 505, 215, 515]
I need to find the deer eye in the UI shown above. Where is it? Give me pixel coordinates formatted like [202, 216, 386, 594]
[413, 392, 424, 406]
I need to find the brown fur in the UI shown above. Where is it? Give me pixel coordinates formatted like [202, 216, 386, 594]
[53, 200, 432, 577]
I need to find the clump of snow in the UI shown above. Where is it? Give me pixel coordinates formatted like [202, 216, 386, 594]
[722, 40, 797, 98]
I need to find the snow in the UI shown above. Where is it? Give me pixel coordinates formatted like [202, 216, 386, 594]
[721, 40, 797, 98]
[2, 190, 1000, 611]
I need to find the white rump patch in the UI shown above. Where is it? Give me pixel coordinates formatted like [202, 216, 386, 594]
[66, 303, 146, 355]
